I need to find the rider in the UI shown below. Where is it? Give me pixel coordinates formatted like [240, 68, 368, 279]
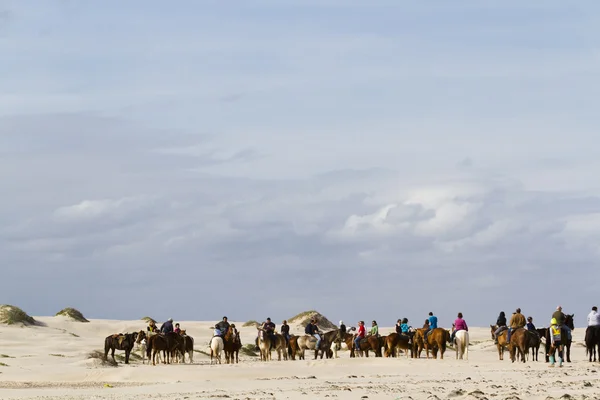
[549, 317, 563, 367]
[216, 316, 230, 336]
[400, 318, 410, 334]
[369, 320, 379, 337]
[339, 320, 346, 336]
[588, 306, 600, 327]
[552, 306, 572, 342]
[493, 311, 507, 344]
[507, 308, 526, 343]
[281, 320, 290, 345]
[425, 312, 437, 340]
[262, 318, 277, 350]
[355, 321, 365, 351]
[526, 317, 536, 332]
[305, 319, 322, 350]
[213, 323, 222, 337]
[160, 318, 174, 334]
[450, 312, 468, 344]
[174, 323, 181, 334]
[147, 320, 159, 333]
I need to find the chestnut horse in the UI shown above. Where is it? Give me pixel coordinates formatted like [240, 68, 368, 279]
[223, 326, 237, 364]
[384, 333, 412, 358]
[341, 333, 380, 357]
[508, 328, 528, 363]
[490, 325, 509, 360]
[414, 328, 449, 359]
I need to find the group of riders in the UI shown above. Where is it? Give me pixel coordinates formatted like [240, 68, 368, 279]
[160, 305, 600, 364]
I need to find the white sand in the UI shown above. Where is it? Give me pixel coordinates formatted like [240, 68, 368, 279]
[0, 317, 598, 400]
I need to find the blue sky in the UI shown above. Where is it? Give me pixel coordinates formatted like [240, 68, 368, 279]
[1, 1, 599, 327]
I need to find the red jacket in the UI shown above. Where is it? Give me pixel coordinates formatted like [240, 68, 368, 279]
[357, 325, 365, 337]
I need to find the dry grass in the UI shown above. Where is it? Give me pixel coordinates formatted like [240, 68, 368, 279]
[141, 316, 156, 324]
[0, 305, 37, 326]
[0, 362, 8, 367]
[55, 307, 89, 322]
[243, 320, 259, 327]
[87, 350, 118, 367]
[240, 344, 258, 357]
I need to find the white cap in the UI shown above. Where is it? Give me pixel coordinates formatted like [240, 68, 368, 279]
[339, 320, 343, 325]
[168, 318, 173, 322]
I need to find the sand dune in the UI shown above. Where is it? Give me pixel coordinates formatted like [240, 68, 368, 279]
[0, 317, 598, 400]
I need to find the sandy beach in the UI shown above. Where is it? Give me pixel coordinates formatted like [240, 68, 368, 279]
[0, 316, 598, 400]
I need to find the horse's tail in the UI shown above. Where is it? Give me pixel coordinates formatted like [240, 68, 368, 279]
[104, 337, 110, 359]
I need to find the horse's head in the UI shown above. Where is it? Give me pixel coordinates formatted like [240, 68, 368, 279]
[136, 330, 146, 343]
[490, 324, 498, 339]
[180, 329, 187, 336]
[565, 314, 575, 330]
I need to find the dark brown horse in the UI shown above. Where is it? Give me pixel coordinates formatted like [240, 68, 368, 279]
[223, 326, 237, 364]
[585, 326, 600, 362]
[526, 330, 541, 361]
[231, 324, 242, 363]
[342, 333, 380, 357]
[104, 332, 138, 364]
[415, 328, 449, 359]
[542, 314, 574, 363]
[146, 332, 184, 366]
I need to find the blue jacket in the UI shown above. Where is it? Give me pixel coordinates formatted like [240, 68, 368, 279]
[400, 323, 410, 333]
[428, 316, 438, 329]
[160, 321, 173, 334]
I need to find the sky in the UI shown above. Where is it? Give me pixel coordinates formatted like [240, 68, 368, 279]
[1, 0, 600, 328]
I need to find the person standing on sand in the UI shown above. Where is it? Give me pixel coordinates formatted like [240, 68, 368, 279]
[549, 317, 563, 367]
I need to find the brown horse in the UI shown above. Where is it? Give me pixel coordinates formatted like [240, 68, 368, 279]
[104, 332, 138, 364]
[414, 328, 449, 359]
[223, 326, 237, 364]
[490, 325, 509, 360]
[384, 333, 412, 358]
[231, 325, 242, 363]
[508, 328, 528, 363]
[146, 333, 184, 366]
[525, 330, 540, 361]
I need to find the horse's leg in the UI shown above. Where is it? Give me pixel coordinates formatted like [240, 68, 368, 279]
[111, 348, 116, 363]
[125, 349, 130, 364]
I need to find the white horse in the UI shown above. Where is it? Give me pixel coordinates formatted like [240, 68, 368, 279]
[455, 330, 469, 360]
[210, 336, 224, 364]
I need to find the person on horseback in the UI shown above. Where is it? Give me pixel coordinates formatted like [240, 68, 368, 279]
[160, 318, 174, 335]
[507, 308, 525, 343]
[174, 323, 181, 334]
[493, 311, 507, 344]
[425, 312, 437, 341]
[262, 318, 276, 350]
[280, 320, 290, 345]
[588, 306, 600, 327]
[305, 319, 322, 350]
[549, 317, 563, 367]
[552, 306, 572, 342]
[450, 312, 468, 344]
[216, 316, 230, 336]
[355, 321, 365, 351]
[526, 317, 536, 331]
[369, 320, 379, 337]
[147, 320, 159, 333]
[339, 320, 346, 336]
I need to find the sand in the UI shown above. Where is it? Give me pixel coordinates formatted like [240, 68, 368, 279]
[0, 317, 598, 400]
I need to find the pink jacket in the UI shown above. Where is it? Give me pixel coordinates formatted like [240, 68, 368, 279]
[454, 318, 468, 331]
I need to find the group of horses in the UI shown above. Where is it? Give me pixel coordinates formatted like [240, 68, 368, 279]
[103, 314, 600, 366]
[489, 314, 600, 364]
[104, 328, 198, 366]
[254, 325, 467, 361]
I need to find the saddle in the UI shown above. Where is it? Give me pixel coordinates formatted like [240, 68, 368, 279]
[359, 337, 369, 346]
[111, 333, 125, 346]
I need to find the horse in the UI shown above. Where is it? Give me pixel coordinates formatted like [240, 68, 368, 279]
[315, 330, 339, 359]
[490, 325, 509, 360]
[453, 330, 469, 360]
[146, 332, 184, 366]
[585, 325, 600, 362]
[223, 326, 237, 364]
[508, 328, 528, 363]
[257, 328, 279, 361]
[136, 331, 162, 364]
[178, 330, 194, 363]
[231, 325, 242, 363]
[542, 314, 574, 363]
[294, 335, 319, 360]
[525, 330, 540, 362]
[342, 333, 381, 357]
[415, 328, 449, 359]
[384, 332, 413, 358]
[210, 335, 224, 364]
[104, 332, 138, 364]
